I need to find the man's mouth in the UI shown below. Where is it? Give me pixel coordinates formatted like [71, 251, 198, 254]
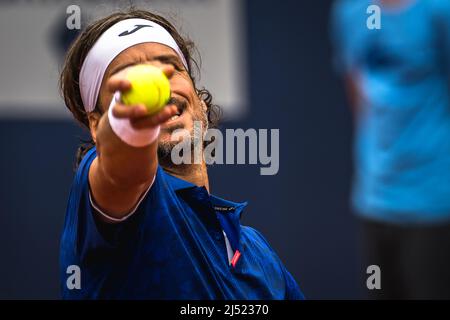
[169, 110, 182, 121]
[166, 97, 187, 123]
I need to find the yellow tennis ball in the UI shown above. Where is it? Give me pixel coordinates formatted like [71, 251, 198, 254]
[121, 64, 171, 115]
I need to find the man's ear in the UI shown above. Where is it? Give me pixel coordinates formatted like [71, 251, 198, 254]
[200, 99, 209, 133]
[200, 100, 207, 113]
[87, 112, 102, 144]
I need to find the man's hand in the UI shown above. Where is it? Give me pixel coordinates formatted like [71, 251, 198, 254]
[107, 64, 179, 129]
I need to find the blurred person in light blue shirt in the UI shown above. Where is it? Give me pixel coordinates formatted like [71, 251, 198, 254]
[332, 0, 450, 299]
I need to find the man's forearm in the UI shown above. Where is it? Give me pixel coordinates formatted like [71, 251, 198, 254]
[88, 111, 158, 218]
[96, 111, 158, 187]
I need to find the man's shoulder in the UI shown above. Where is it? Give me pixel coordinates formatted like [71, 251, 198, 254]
[240, 225, 276, 253]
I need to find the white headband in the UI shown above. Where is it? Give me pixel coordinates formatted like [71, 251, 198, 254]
[79, 18, 188, 112]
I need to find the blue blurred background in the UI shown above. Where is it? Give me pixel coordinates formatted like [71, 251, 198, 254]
[0, 0, 359, 299]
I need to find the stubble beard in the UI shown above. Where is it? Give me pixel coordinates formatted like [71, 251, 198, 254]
[157, 103, 208, 169]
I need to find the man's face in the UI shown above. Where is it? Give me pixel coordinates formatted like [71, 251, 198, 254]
[97, 42, 207, 159]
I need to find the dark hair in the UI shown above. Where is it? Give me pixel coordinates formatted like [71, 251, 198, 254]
[60, 9, 221, 167]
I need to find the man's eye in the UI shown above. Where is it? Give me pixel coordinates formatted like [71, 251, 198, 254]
[157, 57, 185, 72]
[171, 63, 183, 71]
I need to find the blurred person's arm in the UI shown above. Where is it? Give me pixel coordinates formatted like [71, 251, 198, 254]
[330, 0, 362, 121]
[89, 65, 178, 221]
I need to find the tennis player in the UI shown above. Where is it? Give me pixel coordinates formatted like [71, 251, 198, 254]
[59, 9, 303, 300]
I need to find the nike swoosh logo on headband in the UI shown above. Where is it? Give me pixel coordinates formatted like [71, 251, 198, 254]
[118, 24, 153, 37]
